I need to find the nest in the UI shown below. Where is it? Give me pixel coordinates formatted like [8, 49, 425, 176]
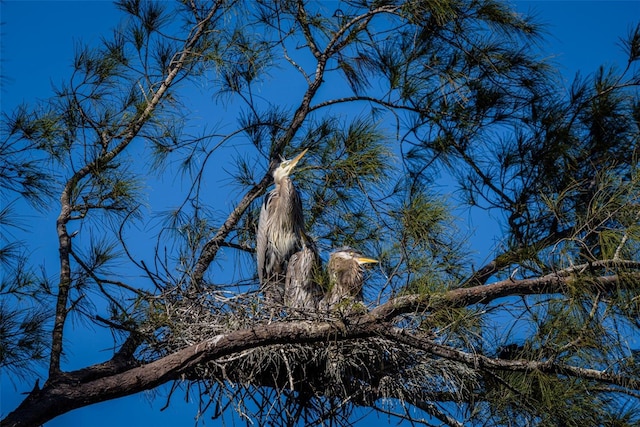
[139, 287, 480, 425]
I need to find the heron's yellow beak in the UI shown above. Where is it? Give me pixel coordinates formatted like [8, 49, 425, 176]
[288, 148, 308, 170]
[274, 148, 309, 181]
[356, 257, 378, 265]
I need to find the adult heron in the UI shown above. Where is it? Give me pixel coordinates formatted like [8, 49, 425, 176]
[284, 234, 322, 311]
[256, 148, 308, 305]
[321, 248, 378, 310]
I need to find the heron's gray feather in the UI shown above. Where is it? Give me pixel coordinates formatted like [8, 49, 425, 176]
[257, 170, 305, 305]
[285, 240, 322, 310]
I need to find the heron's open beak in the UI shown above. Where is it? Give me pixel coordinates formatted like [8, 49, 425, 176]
[288, 148, 308, 171]
[356, 257, 378, 265]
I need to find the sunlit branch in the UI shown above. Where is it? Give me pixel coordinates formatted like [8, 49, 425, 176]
[370, 261, 640, 320]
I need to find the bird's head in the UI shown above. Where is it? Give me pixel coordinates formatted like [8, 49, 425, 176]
[328, 248, 378, 296]
[330, 248, 378, 270]
[273, 148, 308, 182]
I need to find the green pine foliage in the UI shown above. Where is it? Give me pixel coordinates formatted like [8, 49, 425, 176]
[1, 1, 639, 426]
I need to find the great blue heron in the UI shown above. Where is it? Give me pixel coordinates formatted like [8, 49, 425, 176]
[256, 149, 308, 305]
[284, 234, 322, 311]
[321, 248, 378, 310]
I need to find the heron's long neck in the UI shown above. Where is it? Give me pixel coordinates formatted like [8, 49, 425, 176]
[274, 177, 302, 227]
[332, 267, 364, 297]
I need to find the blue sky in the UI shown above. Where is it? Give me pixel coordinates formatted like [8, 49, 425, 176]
[1, 1, 639, 426]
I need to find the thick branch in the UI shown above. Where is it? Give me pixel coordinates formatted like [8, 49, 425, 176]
[2, 319, 380, 427]
[371, 263, 640, 320]
[5, 260, 639, 427]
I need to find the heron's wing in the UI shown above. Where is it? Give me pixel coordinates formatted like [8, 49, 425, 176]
[285, 243, 324, 310]
[256, 192, 271, 284]
[284, 250, 299, 290]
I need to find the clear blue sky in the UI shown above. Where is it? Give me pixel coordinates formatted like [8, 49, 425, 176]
[1, 1, 639, 426]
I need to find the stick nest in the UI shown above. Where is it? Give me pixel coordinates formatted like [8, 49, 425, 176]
[139, 287, 479, 425]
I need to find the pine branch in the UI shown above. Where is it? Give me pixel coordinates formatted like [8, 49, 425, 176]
[49, 1, 226, 378]
[383, 327, 640, 392]
[191, 171, 273, 285]
[371, 260, 640, 319]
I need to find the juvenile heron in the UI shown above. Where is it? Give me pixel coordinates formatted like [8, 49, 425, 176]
[284, 234, 322, 311]
[256, 149, 308, 305]
[321, 248, 378, 309]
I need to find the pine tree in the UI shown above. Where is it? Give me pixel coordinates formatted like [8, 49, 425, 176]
[2, 1, 639, 426]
